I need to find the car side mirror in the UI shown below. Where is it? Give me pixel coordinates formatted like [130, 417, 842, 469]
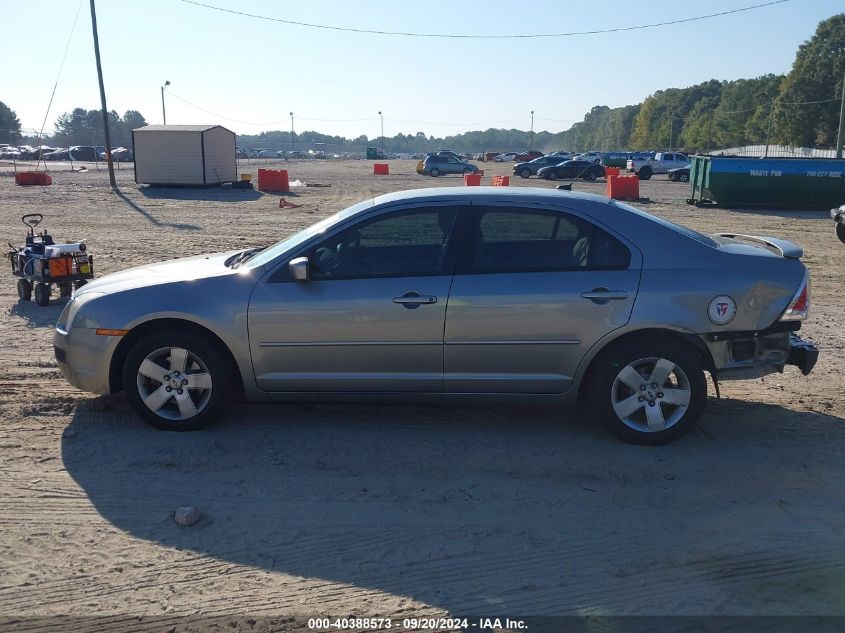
[289, 256, 310, 282]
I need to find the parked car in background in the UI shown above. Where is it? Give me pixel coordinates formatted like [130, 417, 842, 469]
[420, 154, 479, 177]
[0, 146, 21, 159]
[434, 150, 465, 162]
[831, 204, 845, 244]
[575, 152, 603, 164]
[627, 152, 689, 180]
[537, 160, 606, 181]
[100, 147, 134, 162]
[54, 187, 818, 445]
[514, 150, 543, 162]
[482, 152, 501, 162]
[68, 146, 97, 161]
[513, 155, 572, 178]
[494, 152, 518, 162]
[43, 149, 69, 161]
[668, 164, 691, 182]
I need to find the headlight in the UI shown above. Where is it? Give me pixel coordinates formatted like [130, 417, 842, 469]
[62, 292, 106, 330]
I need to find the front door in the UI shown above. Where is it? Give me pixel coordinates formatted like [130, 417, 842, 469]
[444, 205, 641, 394]
[248, 206, 459, 392]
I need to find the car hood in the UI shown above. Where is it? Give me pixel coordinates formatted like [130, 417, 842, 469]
[75, 250, 244, 296]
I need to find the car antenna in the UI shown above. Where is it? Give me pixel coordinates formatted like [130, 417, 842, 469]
[556, 163, 596, 192]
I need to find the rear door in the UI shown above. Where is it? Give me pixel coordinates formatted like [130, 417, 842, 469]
[444, 204, 642, 394]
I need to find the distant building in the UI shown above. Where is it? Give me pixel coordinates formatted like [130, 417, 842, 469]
[132, 124, 236, 185]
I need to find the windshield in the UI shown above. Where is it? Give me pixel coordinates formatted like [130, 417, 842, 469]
[242, 199, 374, 269]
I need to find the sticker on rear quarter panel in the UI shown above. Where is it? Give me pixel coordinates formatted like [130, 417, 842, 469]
[708, 295, 737, 325]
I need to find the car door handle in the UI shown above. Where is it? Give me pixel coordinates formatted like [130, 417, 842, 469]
[581, 288, 628, 303]
[393, 292, 437, 305]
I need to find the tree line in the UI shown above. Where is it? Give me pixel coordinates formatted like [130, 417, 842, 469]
[2, 13, 842, 154]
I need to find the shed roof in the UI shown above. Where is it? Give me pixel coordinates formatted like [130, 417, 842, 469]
[134, 124, 232, 133]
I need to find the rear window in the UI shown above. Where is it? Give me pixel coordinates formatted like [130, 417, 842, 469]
[610, 201, 718, 247]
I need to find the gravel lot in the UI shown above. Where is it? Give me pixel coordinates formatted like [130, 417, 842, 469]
[1, 159, 844, 630]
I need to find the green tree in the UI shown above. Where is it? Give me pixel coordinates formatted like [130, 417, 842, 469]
[775, 13, 845, 146]
[0, 101, 21, 142]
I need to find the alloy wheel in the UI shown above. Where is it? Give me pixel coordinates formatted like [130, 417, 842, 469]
[610, 357, 691, 433]
[136, 347, 213, 421]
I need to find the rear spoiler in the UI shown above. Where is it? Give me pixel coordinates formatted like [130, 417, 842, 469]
[714, 233, 803, 259]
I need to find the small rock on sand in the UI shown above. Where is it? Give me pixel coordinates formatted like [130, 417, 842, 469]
[173, 506, 202, 527]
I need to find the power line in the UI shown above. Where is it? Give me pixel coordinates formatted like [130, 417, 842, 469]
[179, 0, 791, 39]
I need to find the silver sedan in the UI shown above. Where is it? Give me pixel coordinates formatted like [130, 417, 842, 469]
[54, 188, 817, 444]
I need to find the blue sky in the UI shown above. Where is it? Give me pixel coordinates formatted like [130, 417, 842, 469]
[5, 0, 841, 139]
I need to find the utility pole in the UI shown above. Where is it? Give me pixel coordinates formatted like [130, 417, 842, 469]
[764, 97, 776, 158]
[378, 111, 384, 155]
[89, 0, 115, 189]
[161, 80, 170, 124]
[706, 108, 713, 155]
[837, 71, 845, 159]
[290, 112, 295, 152]
[530, 110, 534, 151]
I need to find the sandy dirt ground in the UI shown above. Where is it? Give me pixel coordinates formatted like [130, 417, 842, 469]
[0, 159, 844, 631]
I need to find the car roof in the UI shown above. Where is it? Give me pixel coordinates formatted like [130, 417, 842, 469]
[372, 186, 609, 208]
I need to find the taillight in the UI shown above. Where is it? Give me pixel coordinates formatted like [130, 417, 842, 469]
[780, 271, 810, 321]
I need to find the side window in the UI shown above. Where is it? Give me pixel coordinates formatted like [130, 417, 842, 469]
[465, 207, 630, 274]
[308, 207, 457, 280]
[663, 153, 675, 161]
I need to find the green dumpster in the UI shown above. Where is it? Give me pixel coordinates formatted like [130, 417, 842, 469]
[688, 156, 845, 209]
[366, 147, 382, 160]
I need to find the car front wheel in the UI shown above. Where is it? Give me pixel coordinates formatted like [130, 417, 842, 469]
[123, 331, 230, 431]
[543, 171, 556, 180]
[430, 168, 440, 177]
[589, 339, 706, 445]
[519, 168, 531, 178]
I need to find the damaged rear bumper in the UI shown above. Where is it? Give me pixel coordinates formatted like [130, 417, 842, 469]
[787, 333, 818, 376]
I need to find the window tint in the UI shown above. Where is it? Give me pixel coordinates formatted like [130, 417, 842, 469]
[663, 154, 675, 161]
[466, 208, 630, 273]
[309, 208, 456, 279]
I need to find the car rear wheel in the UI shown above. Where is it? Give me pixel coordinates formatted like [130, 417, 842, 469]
[123, 331, 230, 431]
[589, 340, 706, 445]
[519, 168, 531, 178]
[543, 171, 556, 180]
[463, 167, 474, 175]
[430, 168, 440, 177]
[582, 171, 597, 181]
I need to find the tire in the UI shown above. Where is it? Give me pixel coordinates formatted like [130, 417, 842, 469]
[430, 168, 440, 177]
[582, 171, 597, 182]
[638, 167, 652, 181]
[123, 330, 231, 431]
[543, 170, 556, 180]
[34, 283, 50, 306]
[519, 168, 531, 178]
[17, 278, 32, 301]
[836, 221, 845, 245]
[679, 172, 689, 183]
[589, 339, 706, 445]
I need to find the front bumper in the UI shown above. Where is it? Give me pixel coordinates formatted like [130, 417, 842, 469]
[53, 326, 115, 395]
[787, 333, 818, 376]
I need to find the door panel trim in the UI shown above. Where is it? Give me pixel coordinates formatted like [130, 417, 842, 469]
[259, 340, 441, 347]
[445, 339, 580, 345]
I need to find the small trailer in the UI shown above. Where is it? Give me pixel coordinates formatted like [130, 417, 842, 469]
[8, 214, 94, 306]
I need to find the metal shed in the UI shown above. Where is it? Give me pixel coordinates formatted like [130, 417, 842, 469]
[132, 124, 236, 185]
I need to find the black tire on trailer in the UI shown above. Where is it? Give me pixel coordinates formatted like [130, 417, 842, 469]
[34, 283, 50, 307]
[17, 278, 32, 301]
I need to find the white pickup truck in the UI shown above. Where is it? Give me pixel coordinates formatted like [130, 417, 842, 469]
[627, 152, 689, 180]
